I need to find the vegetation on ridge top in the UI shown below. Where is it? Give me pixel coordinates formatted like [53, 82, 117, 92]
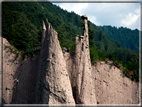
[98, 26, 139, 52]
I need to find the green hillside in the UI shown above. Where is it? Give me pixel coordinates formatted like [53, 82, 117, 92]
[98, 26, 139, 51]
[2, 2, 139, 81]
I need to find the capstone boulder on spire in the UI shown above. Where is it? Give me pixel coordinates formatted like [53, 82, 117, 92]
[81, 15, 88, 20]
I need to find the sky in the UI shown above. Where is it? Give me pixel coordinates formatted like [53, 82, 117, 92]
[52, 1, 141, 30]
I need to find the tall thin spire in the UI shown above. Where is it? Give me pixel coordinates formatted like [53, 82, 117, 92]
[75, 15, 97, 104]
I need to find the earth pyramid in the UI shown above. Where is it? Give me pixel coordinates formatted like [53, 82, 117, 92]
[36, 19, 75, 104]
[75, 15, 97, 104]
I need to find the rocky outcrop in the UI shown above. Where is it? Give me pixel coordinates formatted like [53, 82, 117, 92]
[36, 19, 75, 104]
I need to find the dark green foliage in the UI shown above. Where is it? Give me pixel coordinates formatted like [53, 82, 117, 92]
[2, 2, 81, 55]
[57, 23, 78, 51]
[98, 26, 139, 51]
[70, 43, 75, 55]
[89, 46, 99, 63]
[2, 10, 40, 50]
[88, 21, 95, 47]
[2, 2, 41, 52]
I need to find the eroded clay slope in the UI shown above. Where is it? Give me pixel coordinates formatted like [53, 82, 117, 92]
[2, 38, 39, 104]
[92, 61, 139, 104]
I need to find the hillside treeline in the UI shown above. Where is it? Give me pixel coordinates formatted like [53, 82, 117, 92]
[2, 2, 139, 80]
[98, 26, 139, 52]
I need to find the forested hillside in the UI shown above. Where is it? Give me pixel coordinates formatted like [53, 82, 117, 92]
[98, 26, 139, 51]
[2, 2, 139, 80]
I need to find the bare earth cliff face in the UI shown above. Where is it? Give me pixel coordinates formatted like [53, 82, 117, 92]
[92, 61, 139, 104]
[3, 38, 39, 104]
[2, 16, 139, 105]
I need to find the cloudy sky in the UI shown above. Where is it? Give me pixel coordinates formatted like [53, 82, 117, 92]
[52, 1, 140, 30]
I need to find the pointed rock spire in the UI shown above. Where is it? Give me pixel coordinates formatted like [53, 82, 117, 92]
[75, 15, 97, 104]
[37, 19, 75, 104]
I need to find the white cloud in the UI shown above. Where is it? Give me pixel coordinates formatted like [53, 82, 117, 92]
[89, 16, 100, 25]
[72, 3, 88, 14]
[121, 12, 139, 26]
[120, 7, 140, 29]
[55, 3, 88, 15]
[53, 3, 140, 30]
